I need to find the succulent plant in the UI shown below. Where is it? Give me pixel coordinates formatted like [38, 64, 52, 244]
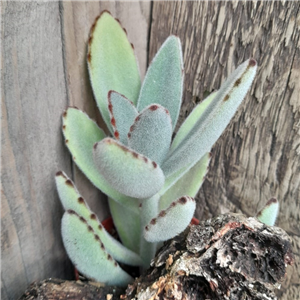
[56, 11, 278, 286]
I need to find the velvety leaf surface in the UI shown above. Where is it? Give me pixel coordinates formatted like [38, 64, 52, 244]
[55, 172, 142, 266]
[87, 11, 141, 133]
[108, 91, 138, 145]
[62, 108, 138, 213]
[162, 59, 257, 177]
[159, 153, 210, 210]
[93, 138, 165, 198]
[257, 198, 279, 226]
[62, 211, 133, 286]
[128, 104, 172, 165]
[137, 36, 183, 129]
[109, 198, 141, 253]
[144, 196, 196, 243]
[170, 91, 217, 151]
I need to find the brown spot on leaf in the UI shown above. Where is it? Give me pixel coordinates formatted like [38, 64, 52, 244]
[145, 225, 149, 231]
[165, 108, 170, 115]
[107, 254, 113, 261]
[150, 105, 159, 111]
[130, 125, 134, 132]
[98, 224, 103, 230]
[114, 262, 118, 267]
[115, 18, 121, 25]
[128, 133, 131, 138]
[100, 242, 105, 250]
[159, 210, 166, 217]
[94, 234, 100, 241]
[65, 179, 73, 187]
[131, 43, 134, 50]
[123, 27, 127, 34]
[63, 111, 67, 118]
[249, 58, 257, 67]
[88, 36, 93, 46]
[234, 78, 241, 87]
[80, 216, 87, 224]
[90, 214, 96, 220]
[171, 202, 177, 207]
[111, 117, 116, 127]
[143, 157, 148, 163]
[65, 139, 69, 144]
[132, 152, 138, 158]
[150, 218, 156, 225]
[87, 225, 93, 232]
[99, 10, 111, 17]
[224, 95, 230, 102]
[135, 116, 140, 122]
[67, 209, 76, 215]
[152, 161, 157, 168]
[78, 197, 85, 204]
[87, 52, 91, 63]
[178, 197, 187, 204]
[139, 203, 142, 208]
[266, 198, 277, 205]
[108, 103, 113, 114]
[56, 171, 63, 176]
[62, 125, 66, 130]
[114, 131, 119, 139]
[93, 143, 98, 150]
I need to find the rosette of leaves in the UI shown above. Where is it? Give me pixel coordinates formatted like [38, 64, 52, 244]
[55, 11, 277, 286]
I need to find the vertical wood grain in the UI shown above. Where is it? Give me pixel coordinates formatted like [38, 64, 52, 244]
[1, 2, 72, 299]
[149, 2, 299, 299]
[60, 1, 151, 220]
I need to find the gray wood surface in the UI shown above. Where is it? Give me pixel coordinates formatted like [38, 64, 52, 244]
[149, 2, 300, 299]
[2, 1, 299, 300]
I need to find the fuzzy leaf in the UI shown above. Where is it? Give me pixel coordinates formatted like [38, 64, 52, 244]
[144, 196, 196, 243]
[62, 108, 138, 213]
[62, 211, 133, 286]
[137, 36, 183, 129]
[56, 172, 142, 266]
[128, 104, 172, 165]
[109, 198, 141, 253]
[162, 59, 257, 177]
[108, 91, 138, 145]
[170, 92, 217, 151]
[257, 198, 279, 226]
[87, 11, 141, 133]
[159, 153, 210, 210]
[93, 138, 165, 198]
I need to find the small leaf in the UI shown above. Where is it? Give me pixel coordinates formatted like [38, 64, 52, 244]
[62, 108, 138, 213]
[144, 196, 196, 242]
[56, 172, 142, 266]
[162, 59, 257, 177]
[108, 91, 138, 144]
[170, 92, 217, 151]
[137, 36, 183, 129]
[257, 198, 279, 226]
[109, 198, 141, 253]
[128, 104, 172, 165]
[62, 211, 133, 286]
[87, 11, 141, 133]
[93, 138, 165, 198]
[159, 153, 210, 210]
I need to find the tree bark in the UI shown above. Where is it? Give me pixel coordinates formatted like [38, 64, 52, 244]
[19, 213, 294, 300]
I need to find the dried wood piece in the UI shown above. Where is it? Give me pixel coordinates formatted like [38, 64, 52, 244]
[124, 213, 294, 300]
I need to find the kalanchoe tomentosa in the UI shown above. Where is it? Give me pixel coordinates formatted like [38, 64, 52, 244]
[55, 11, 278, 286]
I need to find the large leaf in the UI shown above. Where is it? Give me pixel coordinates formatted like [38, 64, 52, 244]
[162, 59, 257, 177]
[257, 198, 279, 226]
[62, 107, 138, 213]
[144, 196, 196, 243]
[62, 211, 133, 286]
[108, 91, 138, 145]
[56, 172, 142, 266]
[109, 198, 140, 253]
[93, 138, 165, 198]
[137, 36, 183, 129]
[87, 11, 141, 133]
[170, 91, 217, 151]
[128, 104, 172, 165]
[159, 153, 210, 210]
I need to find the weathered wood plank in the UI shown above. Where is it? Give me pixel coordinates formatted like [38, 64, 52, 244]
[1, 2, 73, 299]
[149, 1, 300, 299]
[60, 1, 151, 220]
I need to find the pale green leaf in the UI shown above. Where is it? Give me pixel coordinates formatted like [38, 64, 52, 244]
[56, 172, 142, 266]
[144, 196, 196, 243]
[62, 107, 138, 213]
[87, 11, 141, 133]
[257, 198, 279, 226]
[93, 138, 165, 198]
[137, 36, 183, 129]
[162, 59, 257, 177]
[108, 91, 138, 145]
[109, 198, 140, 253]
[62, 211, 133, 286]
[159, 153, 210, 210]
[128, 104, 172, 165]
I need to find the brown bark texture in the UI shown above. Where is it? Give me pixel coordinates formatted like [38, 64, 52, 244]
[19, 213, 294, 300]
[2, 1, 299, 300]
